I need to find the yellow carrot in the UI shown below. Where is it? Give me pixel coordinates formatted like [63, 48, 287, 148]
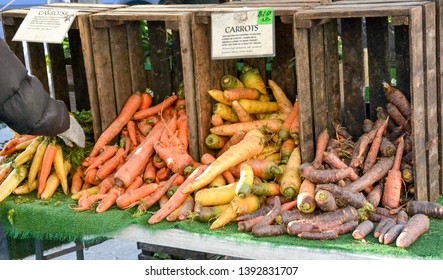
[209, 119, 283, 136]
[279, 146, 302, 200]
[235, 163, 254, 197]
[194, 183, 236, 206]
[210, 203, 237, 230]
[208, 89, 231, 105]
[27, 137, 49, 187]
[220, 74, 245, 90]
[13, 180, 38, 195]
[213, 103, 239, 123]
[53, 144, 69, 194]
[0, 164, 28, 202]
[13, 136, 44, 167]
[182, 129, 266, 194]
[237, 99, 279, 114]
[268, 79, 293, 114]
[40, 160, 72, 200]
[71, 185, 100, 200]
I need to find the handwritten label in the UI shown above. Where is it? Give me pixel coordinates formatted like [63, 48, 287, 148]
[257, 9, 273, 25]
[211, 9, 275, 60]
[13, 8, 78, 44]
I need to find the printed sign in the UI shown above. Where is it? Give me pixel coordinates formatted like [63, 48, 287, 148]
[211, 9, 275, 59]
[13, 8, 78, 44]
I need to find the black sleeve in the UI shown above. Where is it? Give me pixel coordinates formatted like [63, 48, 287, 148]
[0, 38, 70, 136]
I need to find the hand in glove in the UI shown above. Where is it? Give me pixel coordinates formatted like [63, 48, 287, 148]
[58, 115, 85, 148]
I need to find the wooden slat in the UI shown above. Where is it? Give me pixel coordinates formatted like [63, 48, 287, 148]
[171, 30, 184, 91]
[295, 28, 315, 163]
[437, 0, 443, 197]
[271, 17, 296, 102]
[27, 42, 49, 93]
[91, 24, 117, 134]
[78, 14, 102, 140]
[310, 24, 328, 138]
[68, 29, 90, 112]
[148, 21, 172, 105]
[409, 6, 427, 201]
[1, 15, 25, 65]
[47, 43, 70, 110]
[192, 17, 213, 158]
[126, 21, 148, 96]
[395, 25, 411, 100]
[366, 17, 390, 119]
[422, 3, 440, 201]
[341, 18, 366, 138]
[178, 12, 199, 161]
[109, 24, 132, 114]
[324, 21, 341, 133]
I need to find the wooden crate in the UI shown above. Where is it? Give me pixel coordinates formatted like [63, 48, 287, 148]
[191, 2, 324, 159]
[86, 9, 199, 160]
[294, 1, 440, 201]
[0, 3, 126, 117]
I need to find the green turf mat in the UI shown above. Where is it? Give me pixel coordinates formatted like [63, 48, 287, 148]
[1, 191, 443, 259]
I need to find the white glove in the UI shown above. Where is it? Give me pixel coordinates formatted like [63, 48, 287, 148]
[58, 115, 85, 148]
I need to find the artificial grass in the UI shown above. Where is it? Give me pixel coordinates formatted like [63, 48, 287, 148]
[1, 191, 443, 259]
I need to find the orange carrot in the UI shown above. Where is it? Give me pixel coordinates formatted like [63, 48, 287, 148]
[37, 140, 57, 198]
[216, 130, 246, 157]
[0, 135, 36, 156]
[280, 138, 295, 165]
[289, 100, 300, 139]
[136, 173, 183, 213]
[143, 158, 157, 183]
[71, 166, 85, 194]
[137, 120, 153, 136]
[200, 153, 236, 184]
[86, 145, 119, 173]
[312, 128, 329, 169]
[223, 87, 261, 101]
[155, 166, 171, 182]
[0, 162, 13, 184]
[127, 120, 138, 146]
[232, 100, 254, 122]
[278, 101, 299, 144]
[114, 121, 165, 188]
[183, 129, 266, 194]
[176, 113, 189, 150]
[363, 117, 389, 173]
[148, 165, 207, 224]
[96, 186, 125, 213]
[95, 147, 126, 182]
[98, 174, 116, 194]
[116, 182, 160, 209]
[138, 90, 153, 111]
[70, 193, 107, 212]
[125, 175, 144, 193]
[84, 168, 99, 185]
[211, 114, 224, 127]
[382, 136, 405, 209]
[89, 93, 142, 157]
[133, 95, 179, 121]
[153, 142, 195, 176]
[153, 153, 166, 169]
[229, 159, 283, 180]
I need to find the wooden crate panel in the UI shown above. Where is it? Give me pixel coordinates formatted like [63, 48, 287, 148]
[88, 10, 198, 160]
[191, 4, 321, 159]
[294, 2, 440, 201]
[0, 3, 126, 131]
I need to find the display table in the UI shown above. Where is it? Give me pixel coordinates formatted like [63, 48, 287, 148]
[1, 191, 443, 260]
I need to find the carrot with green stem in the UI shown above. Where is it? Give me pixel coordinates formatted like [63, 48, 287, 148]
[148, 165, 207, 224]
[315, 189, 338, 212]
[235, 163, 255, 198]
[143, 158, 156, 184]
[183, 129, 266, 194]
[279, 146, 301, 200]
[220, 74, 244, 90]
[37, 139, 57, 198]
[280, 138, 295, 164]
[297, 179, 316, 214]
[153, 142, 195, 176]
[212, 103, 239, 123]
[133, 95, 179, 121]
[229, 159, 283, 181]
[316, 183, 374, 213]
[277, 101, 299, 145]
[205, 134, 229, 150]
[0, 164, 28, 202]
[208, 89, 231, 105]
[240, 65, 268, 100]
[381, 136, 405, 209]
[155, 166, 170, 182]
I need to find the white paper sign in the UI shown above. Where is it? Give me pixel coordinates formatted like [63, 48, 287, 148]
[211, 9, 275, 60]
[13, 8, 78, 44]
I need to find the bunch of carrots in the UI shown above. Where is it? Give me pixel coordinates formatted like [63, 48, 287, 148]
[70, 88, 197, 214]
[0, 135, 72, 202]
